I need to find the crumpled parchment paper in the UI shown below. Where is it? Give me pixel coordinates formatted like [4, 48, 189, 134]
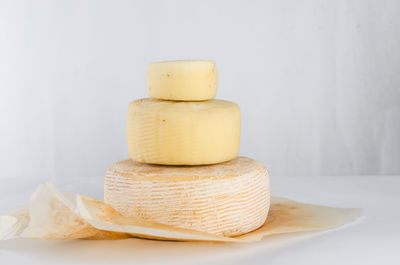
[0, 183, 362, 242]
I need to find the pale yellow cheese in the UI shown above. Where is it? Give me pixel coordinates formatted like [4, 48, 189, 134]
[147, 60, 217, 101]
[104, 157, 270, 237]
[127, 98, 240, 165]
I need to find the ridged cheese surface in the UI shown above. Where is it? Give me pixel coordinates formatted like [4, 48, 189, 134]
[127, 98, 241, 165]
[104, 157, 270, 237]
[147, 60, 217, 101]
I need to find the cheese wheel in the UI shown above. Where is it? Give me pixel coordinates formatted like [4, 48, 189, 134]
[147, 60, 217, 101]
[104, 157, 270, 237]
[127, 98, 240, 165]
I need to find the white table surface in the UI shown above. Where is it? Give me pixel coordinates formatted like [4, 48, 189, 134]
[0, 175, 399, 265]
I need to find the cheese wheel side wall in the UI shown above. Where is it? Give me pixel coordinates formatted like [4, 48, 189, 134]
[126, 98, 241, 165]
[147, 60, 217, 101]
[104, 158, 270, 237]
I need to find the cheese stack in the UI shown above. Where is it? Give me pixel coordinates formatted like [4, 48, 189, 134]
[104, 60, 270, 236]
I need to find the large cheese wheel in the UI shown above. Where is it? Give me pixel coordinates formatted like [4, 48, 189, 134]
[147, 60, 217, 101]
[104, 157, 270, 237]
[126, 98, 240, 165]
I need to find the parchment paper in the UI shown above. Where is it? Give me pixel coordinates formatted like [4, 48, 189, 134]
[0, 183, 362, 243]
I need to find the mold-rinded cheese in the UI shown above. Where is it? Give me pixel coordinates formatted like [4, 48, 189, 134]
[104, 157, 270, 237]
[126, 98, 240, 165]
[147, 60, 217, 101]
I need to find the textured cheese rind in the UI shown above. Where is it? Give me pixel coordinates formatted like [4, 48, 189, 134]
[127, 98, 241, 165]
[104, 157, 270, 237]
[147, 60, 217, 101]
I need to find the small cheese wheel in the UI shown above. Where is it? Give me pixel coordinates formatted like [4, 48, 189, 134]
[127, 98, 240, 165]
[147, 60, 217, 101]
[104, 157, 270, 237]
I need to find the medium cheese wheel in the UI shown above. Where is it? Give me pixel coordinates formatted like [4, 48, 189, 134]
[104, 157, 270, 237]
[147, 60, 217, 101]
[126, 98, 240, 165]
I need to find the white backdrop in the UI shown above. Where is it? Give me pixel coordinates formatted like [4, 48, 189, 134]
[0, 0, 399, 180]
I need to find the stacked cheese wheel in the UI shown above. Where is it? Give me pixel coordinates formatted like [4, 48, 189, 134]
[104, 60, 270, 236]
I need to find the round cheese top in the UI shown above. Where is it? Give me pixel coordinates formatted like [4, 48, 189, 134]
[107, 156, 263, 180]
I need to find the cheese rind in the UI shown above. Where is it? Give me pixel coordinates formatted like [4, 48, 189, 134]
[147, 60, 217, 101]
[104, 157, 270, 237]
[127, 98, 240, 165]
